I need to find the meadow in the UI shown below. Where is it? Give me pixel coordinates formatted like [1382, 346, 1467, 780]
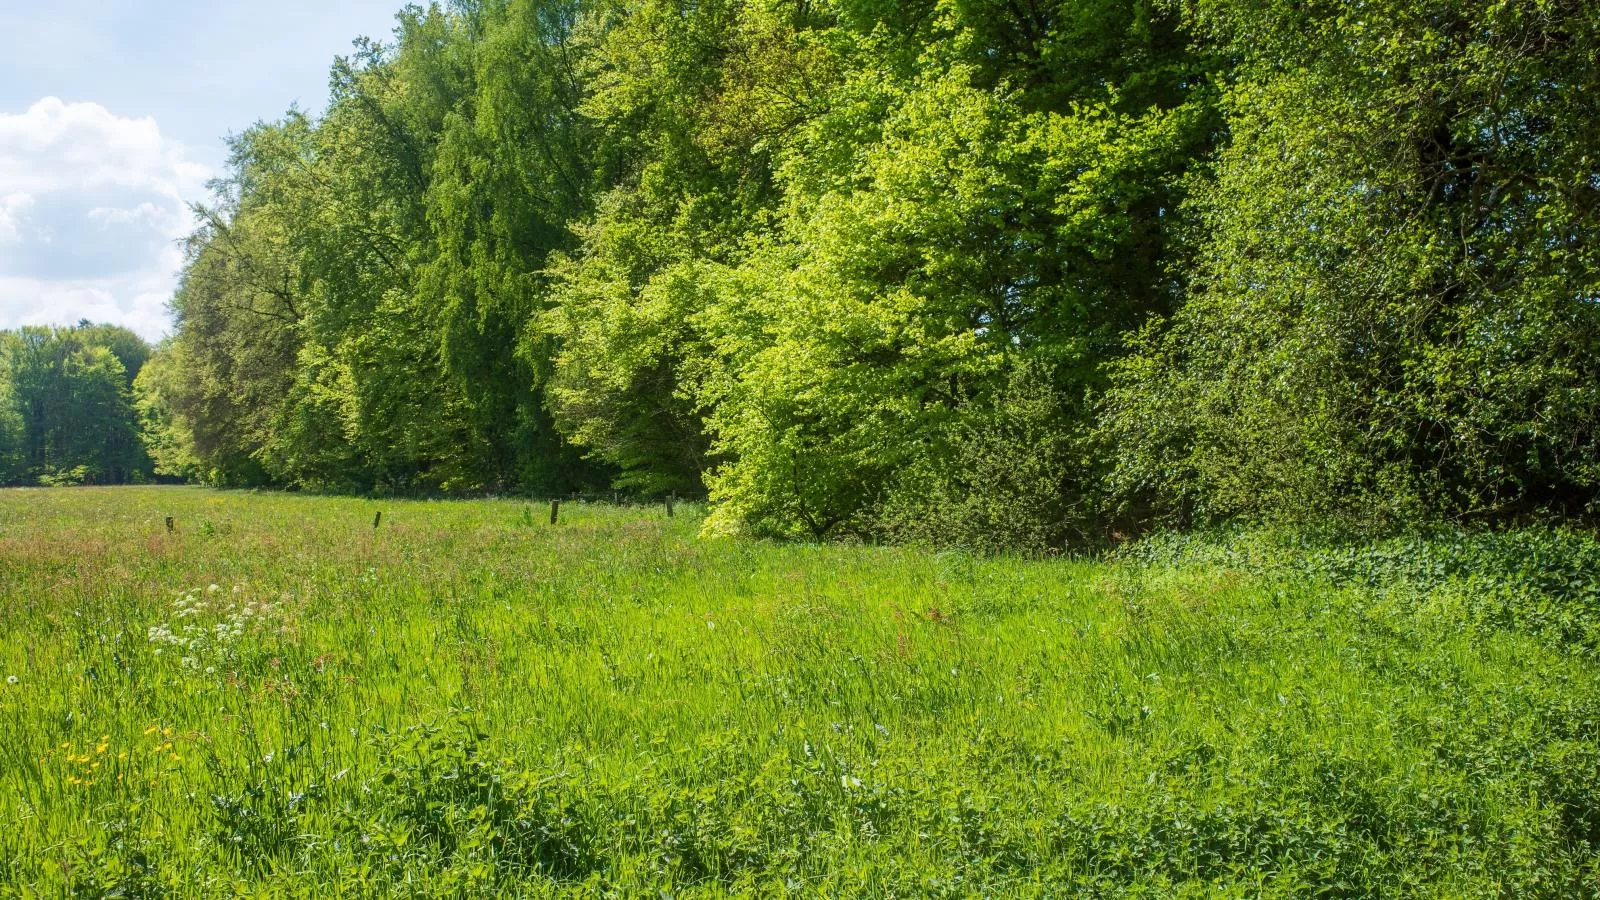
[2, 487, 1599, 897]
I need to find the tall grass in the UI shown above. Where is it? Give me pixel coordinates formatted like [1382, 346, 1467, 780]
[1, 487, 1597, 896]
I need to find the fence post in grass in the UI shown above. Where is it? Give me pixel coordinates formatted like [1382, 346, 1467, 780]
[165, 516, 174, 534]
[373, 511, 382, 530]
[550, 499, 561, 526]
[666, 495, 674, 518]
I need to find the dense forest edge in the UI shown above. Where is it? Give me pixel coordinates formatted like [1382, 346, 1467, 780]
[5, 0, 1599, 552]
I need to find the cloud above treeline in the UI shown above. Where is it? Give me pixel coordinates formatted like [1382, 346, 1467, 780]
[0, 98, 211, 341]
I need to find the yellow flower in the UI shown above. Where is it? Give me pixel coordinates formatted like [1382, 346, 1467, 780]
[143, 726, 159, 736]
[168, 753, 181, 762]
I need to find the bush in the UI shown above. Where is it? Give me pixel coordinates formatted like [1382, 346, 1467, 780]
[1123, 526, 1600, 653]
[876, 363, 1094, 555]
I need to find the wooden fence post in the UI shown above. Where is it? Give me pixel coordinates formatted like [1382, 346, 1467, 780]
[165, 516, 174, 534]
[551, 499, 561, 526]
[373, 511, 382, 530]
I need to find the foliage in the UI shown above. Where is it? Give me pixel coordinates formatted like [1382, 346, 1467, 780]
[0, 324, 152, 486]
[876, 361, 1091, 555]
[146, 5, 604, 494]
[116, 0, 1600, 546]
[1124, 525, 1600, 656]
[1101, 0, 1600, 529]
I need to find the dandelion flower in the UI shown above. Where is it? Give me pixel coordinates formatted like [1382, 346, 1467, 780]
[5, 675, 16, 685]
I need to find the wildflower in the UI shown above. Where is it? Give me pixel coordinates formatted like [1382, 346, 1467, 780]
[5, 675, 16, 685]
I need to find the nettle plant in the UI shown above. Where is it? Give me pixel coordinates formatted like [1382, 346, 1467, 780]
[146, 583, 297, 674]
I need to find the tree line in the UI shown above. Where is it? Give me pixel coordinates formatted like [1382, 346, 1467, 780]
[43, 0, 1600, 551]
[0, 323, 153, 486]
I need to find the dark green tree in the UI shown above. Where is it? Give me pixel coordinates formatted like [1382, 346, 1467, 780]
[1103, 0, 1600, 528]
[0, 325, 152, 485]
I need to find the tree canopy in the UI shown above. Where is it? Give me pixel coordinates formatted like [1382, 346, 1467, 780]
[114, 0, 1600, 547]
[0, 322, 152, 486]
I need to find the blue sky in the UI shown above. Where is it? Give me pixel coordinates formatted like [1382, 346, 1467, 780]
[0, 1, 406, 340]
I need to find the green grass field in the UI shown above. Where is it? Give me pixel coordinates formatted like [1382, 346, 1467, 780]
[2, 488, 1598, 896]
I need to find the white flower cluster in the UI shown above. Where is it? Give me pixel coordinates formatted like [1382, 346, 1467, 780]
[147, 583, 292, 671]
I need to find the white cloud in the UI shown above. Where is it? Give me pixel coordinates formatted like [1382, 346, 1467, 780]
[87, 202, 172, 227]
[0, 192, 33, 244]
[0, 97, 211, 340]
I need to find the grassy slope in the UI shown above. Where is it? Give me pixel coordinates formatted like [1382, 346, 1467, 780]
[0, 487, 1597, 896]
